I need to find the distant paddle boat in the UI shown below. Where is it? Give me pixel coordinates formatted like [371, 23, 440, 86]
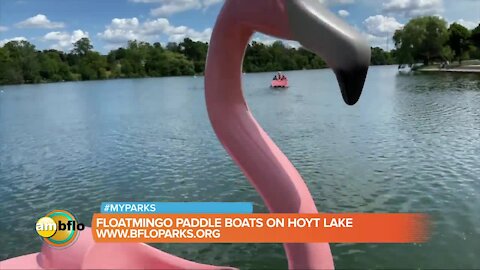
[271, 79, 289, 88]
[271, 72, 289, 88]
[398, 64, 412, 74]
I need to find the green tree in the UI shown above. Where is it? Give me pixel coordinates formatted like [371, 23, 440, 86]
[394, 16, 449, 65]
[166, 42, 180, 53]
[244, 41, 274, 72]
[2, 40, 40, 83]
[470, 24, 480, 59]
[471, 24, 480, 48]
[297, 47, 326, 69]
[72, 38, 93, 56]
[448, 23, 471, 64]
[0, 46, 23, 84]
[371, 47, 395, 65]
[145, 44, 166, 76]
[178, 38, 208, 74]
[393, 28, 414, 65]
[106, 48, 126, 78]
[117, 40, 151, 77]
[161, 50, 194, 76]
[37, 49, 72, 82]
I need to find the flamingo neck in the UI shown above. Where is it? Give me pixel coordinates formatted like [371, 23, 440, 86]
[204, 1, 334, 269]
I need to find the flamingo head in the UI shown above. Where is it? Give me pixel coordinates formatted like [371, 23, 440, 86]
[284, 0, 371, 105]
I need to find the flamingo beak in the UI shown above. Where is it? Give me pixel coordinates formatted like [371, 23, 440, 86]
[284, 0, 371, 106]
[334, 65, 369, 105]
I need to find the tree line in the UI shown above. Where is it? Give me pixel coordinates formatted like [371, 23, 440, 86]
[0, 35, 395, 85]
[393, 16, 480, 65]
[1, 16, 479, 85]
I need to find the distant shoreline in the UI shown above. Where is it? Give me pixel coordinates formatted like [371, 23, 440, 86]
[1, 65, 398, 87]
[413, 60, 480, 74]
[417, 66, 480, 74]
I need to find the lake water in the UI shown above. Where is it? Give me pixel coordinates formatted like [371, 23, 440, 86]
[1, 66, 479, 269]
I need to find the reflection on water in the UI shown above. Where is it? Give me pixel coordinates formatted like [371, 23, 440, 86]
[0, 66, 479, 269]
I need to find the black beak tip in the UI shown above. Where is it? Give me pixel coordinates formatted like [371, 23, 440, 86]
[334, 66, 369, 106]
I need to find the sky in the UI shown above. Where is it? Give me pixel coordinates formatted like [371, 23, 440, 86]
[0, 0, 479, 53]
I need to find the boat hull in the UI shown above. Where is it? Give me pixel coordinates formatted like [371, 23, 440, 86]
[271, 80, 289, 88]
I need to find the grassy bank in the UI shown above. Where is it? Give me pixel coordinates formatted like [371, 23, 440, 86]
[417, 60, 480, 73]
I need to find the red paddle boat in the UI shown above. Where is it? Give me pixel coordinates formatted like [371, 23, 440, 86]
[271, 72, 289, 88]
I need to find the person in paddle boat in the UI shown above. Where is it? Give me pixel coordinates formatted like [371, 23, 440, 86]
[273, 72, 287, 80]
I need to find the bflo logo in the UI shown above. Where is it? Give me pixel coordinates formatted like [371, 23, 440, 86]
[35, 210, 85, 248]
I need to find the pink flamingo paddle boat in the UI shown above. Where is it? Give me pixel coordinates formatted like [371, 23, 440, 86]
[271, 79, 289, 88]
[271, 72, 289, 88]
[0, 0, 370, 269]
